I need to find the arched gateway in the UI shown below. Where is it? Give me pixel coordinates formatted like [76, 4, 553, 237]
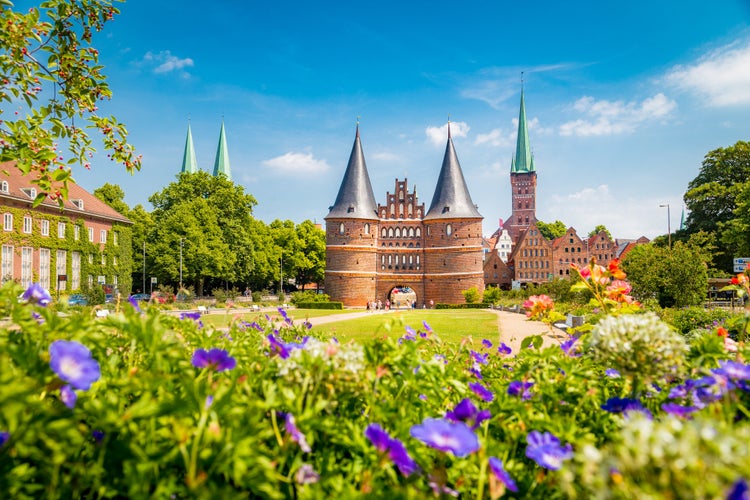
[389, 286, 417, 309]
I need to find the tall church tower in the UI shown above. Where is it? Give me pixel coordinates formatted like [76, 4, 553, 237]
[324, 124, 379, 306]
[422, 124, 484, 303]
[505, 88, 537, 243]
[180, 123, 198, 173]
[213, 121, 232, 180]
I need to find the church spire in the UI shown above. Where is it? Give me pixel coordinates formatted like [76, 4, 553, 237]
[325, 123, 378, 220]
[425, 130, 482, 220]
[213, 121, 231, 180]
[511, 88, 535, 173]
[180, 123, 198, 174]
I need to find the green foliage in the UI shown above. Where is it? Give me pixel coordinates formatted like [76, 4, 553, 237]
[0, 0, 140, 204]
[84, 283, 105, 305]
[588, 224, 612, 240]
[461, 286, 481, 304]
[251, 291, 263, 303]
[622, 242, 708, 308]
[434, 303, 487, 309]
[212, 287, 240, 304]
[291, 291, 329, 305]
[482, 286, 501, 304]
[537, 220, 567, 239]
[661, 306, 733, 335]
[295, 301, 343, 310]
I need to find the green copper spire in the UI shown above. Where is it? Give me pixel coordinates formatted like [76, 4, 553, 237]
[213, 121, 231, 180]
[511, 89, 535, 173]
[181, 123, 198, 174]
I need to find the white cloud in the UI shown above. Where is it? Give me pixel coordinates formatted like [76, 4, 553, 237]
[559, 93, 676, 136]
[475, 128, 512, 147]
[664, 38, 750, 106]
[425, 121, 470, 146]
[143, 50, 194, 77]
[372, 151, 399, 161]
[262, 152, 330, 175]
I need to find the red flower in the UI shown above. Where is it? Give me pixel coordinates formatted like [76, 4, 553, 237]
[716, 327, 729, 338]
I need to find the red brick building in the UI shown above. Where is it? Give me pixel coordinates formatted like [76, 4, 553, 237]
[0, 162, 132, 294]
[325, 125, 484, 306]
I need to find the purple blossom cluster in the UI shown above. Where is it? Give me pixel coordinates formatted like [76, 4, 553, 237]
[488, 457, 518, 492]
[663, 360, 750, 417]
[49, 340, 101, 409]
[281, 412, 311, 452]
[445, 398, 491, 430]
[601, 397, 653, 418]
[410, 418, 480, 458]
[469, 382, 494, 402]
[498, 342, 512, 355]
[267, 333, 309, 358]
[364, 423, 419, 476]
[507, 380, 534, 400]
[192, 348, 236, 372]
[525, 431, 574, 470]
[22, 283, 52, 306]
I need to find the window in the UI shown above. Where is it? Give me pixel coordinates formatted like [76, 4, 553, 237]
[71, 252, 80, 290]
[88, 254, 93, 264]
[338, 223, 345, 235]
[100, 229, 107, 243]
[88, 227, 94, 242]
[21, 247, 32, 288]
[101, 254, 106, 266]
[388, 228, 394, 238]
[23, 215, 32, 234]
[113, 256, 118, 266]
[2, 245, 13, 282]
[74, 225, 80, 241]
[0, 181, 7, 193]
[3, 213, 12, 231]
[364, 223, 370, 235]
[381, 228, 387, 238]
[113, 275, 118, 286]
[56, 250, 67, 291]
[41, 220, 49, 236]
[395, 228, 401, 238]
[88, 275, 93, 288]
[39, 248, 50, 290]
[58, 222, 66, 238]
[446, 224, 452, 236]
[415, 228, 421, 238]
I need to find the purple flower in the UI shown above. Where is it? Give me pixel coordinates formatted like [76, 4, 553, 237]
[470, 350, 489, 365]
[365, 423, 392, 452]
[60, 385, 77, 409]
[0, 431, 9, 447]
[278, 307, 293, 325]
[445, 398, 491, 429]
[423, 321, 433, 333]
[49, 340, 101, 390]
[489, 457, 518, 492]
[713, 360, 750, 382]
[525, 431, 574, 470]
[22, 283, 52, 306]
[295, 463, 320, 484]
[482, 339, 493, 349]
[498, 342, 512, 355]
[295, 463, 319, 484]
[507, 380, 534, 400]
[601, 397, 652, 418]
[191, 348, 236, 372]
[204, 395, 215, 410]
[469, 381, 494, 402]
[605, 368, 621, 378]
[92, 430, 105, 443]
[128, 296, 142, 313]
[282, 412, 311, 453]
[180, 311, 202, 321]
[661, 402, 698, 418]
[560, 337, 581, 357]
[728, 478, 749, 500]
[410, 418, 480, 457]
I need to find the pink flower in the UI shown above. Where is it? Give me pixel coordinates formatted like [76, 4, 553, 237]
[522, 295, 554, 319]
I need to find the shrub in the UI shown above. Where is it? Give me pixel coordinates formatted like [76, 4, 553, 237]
[251, 291, 263, 303]
[291, 291, 330, 305]
[462, 287, 481, 304]
[295, 301, 343, 310]
[663, 307, 733, 335]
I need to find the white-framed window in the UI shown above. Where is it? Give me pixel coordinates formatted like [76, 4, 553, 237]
[113, 275, 118, 286]
[88, 275, 93, 288]
[446, 224, 452, 236]
[56, 250, 67, 291]
[363, 223, 369, 235]
[0, 181, 8, 193]
[58, 222, 66, 238]
[39, 248, 50, 290]
[71, 251, 80, 290]
[88, 254, 93, 264]
[338, 223, 344, 235]
[88, 227, 94, 242]
[21, 247, 32, 288]
[23, 215, 32, 234]
[2, 245, 14, 282]
[3, 213, 12, 231]
[41, 220, 49, 236]
[113, 256, 118, 266]
[74, 225, 80, 241]
[113, 232, 118, 246]
[100, 229, 107, 243]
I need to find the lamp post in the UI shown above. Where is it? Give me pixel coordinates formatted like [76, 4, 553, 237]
[279, 253, 283, 297]
[659, 204, 671, 249]
[179, 238, 184, 291]
[142, 241, 145, 293]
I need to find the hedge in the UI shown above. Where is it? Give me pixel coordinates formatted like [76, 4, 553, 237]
[434, 303, 489, 309]
[295, 301, 343, 310]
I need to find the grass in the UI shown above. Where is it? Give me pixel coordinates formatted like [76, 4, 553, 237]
[199, 307, 354, 328]
[310, 309, 500, 345]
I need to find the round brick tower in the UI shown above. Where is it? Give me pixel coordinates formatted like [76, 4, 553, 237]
[422, 126, 484, 304]
[324, 125, 379, 307]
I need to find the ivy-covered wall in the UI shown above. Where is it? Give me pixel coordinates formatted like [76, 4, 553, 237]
[0, 204, 133, 294]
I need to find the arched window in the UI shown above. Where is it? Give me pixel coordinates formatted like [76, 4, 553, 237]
[390, 203, 395, 216]
[381, 210, 386, 218]
[388, 228, 394, 238]
[395, 228, 401, 238]
[446, 224, 452, 236]
[399, 190, 404, 199]
[408, 227, 414, 237]
[382, 228, 387, 238]
[409, 255, 413, 264]
[417, 209, 422, 218]
[364, 223, 370, 235]
[399, 203, 404, 216]
[415, 228, 421, 237]
[408, 204, 413, 216]
[339, 223, 345, 235]
[388, 255, 392, 265]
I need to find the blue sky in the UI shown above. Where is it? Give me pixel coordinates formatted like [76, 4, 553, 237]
[63, 0, 750, 239]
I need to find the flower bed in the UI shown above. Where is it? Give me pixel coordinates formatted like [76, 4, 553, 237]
[1, 267, 750, 498]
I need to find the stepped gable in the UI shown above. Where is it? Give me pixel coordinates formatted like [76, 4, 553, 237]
[325, 124, 378, 220]
[424, 126, 482, 220]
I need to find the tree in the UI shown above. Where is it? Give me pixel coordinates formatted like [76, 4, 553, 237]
[537, 220, 567, 240]
[294, 220, 325, 290]
[128, 204, 154, 293]
[683, 141, 750, 271]
[93, 183, 129, 216]
[148, 172, 258, 296]
[1, 0, 140, 204]
[621, 242, 708, 308]
[588, 224, 612, 240]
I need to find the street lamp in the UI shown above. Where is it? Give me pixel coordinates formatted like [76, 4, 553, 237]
[659, 204, 671, 249]
[179, 238, 184, 291]
[279, 253, 283, 296]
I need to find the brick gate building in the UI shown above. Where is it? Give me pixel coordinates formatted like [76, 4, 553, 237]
[324, 125, 484, 307]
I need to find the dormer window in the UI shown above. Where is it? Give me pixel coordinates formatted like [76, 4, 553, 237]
[21, 187, 37, 199]
[0, 181, 8, 193]
[347, 206, 354, 213]
[72, 199, 84, 210]
[442, 206, 450, 214]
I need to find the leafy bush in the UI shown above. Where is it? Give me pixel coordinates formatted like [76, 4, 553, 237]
[435, 303, 488, 309]
[662, 307, 734, 335]
[462, 287, 481, 304]
[295, 302, 343, 310]
[291, 291, 330, 305]
[251, 291, 263, 303]
[482, 286, 501, 305]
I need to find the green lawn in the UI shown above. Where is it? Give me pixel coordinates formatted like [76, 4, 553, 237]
[310, 310, 500, 344]
[199, 307, 355, 328]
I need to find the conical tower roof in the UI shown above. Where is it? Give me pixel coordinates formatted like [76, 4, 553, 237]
[213, 121, 231, 180]
[325, 125, 378, 220]
[181, 123, 198, 174]
[511, 89, 535, 173]
[425, 127, 482, 220]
